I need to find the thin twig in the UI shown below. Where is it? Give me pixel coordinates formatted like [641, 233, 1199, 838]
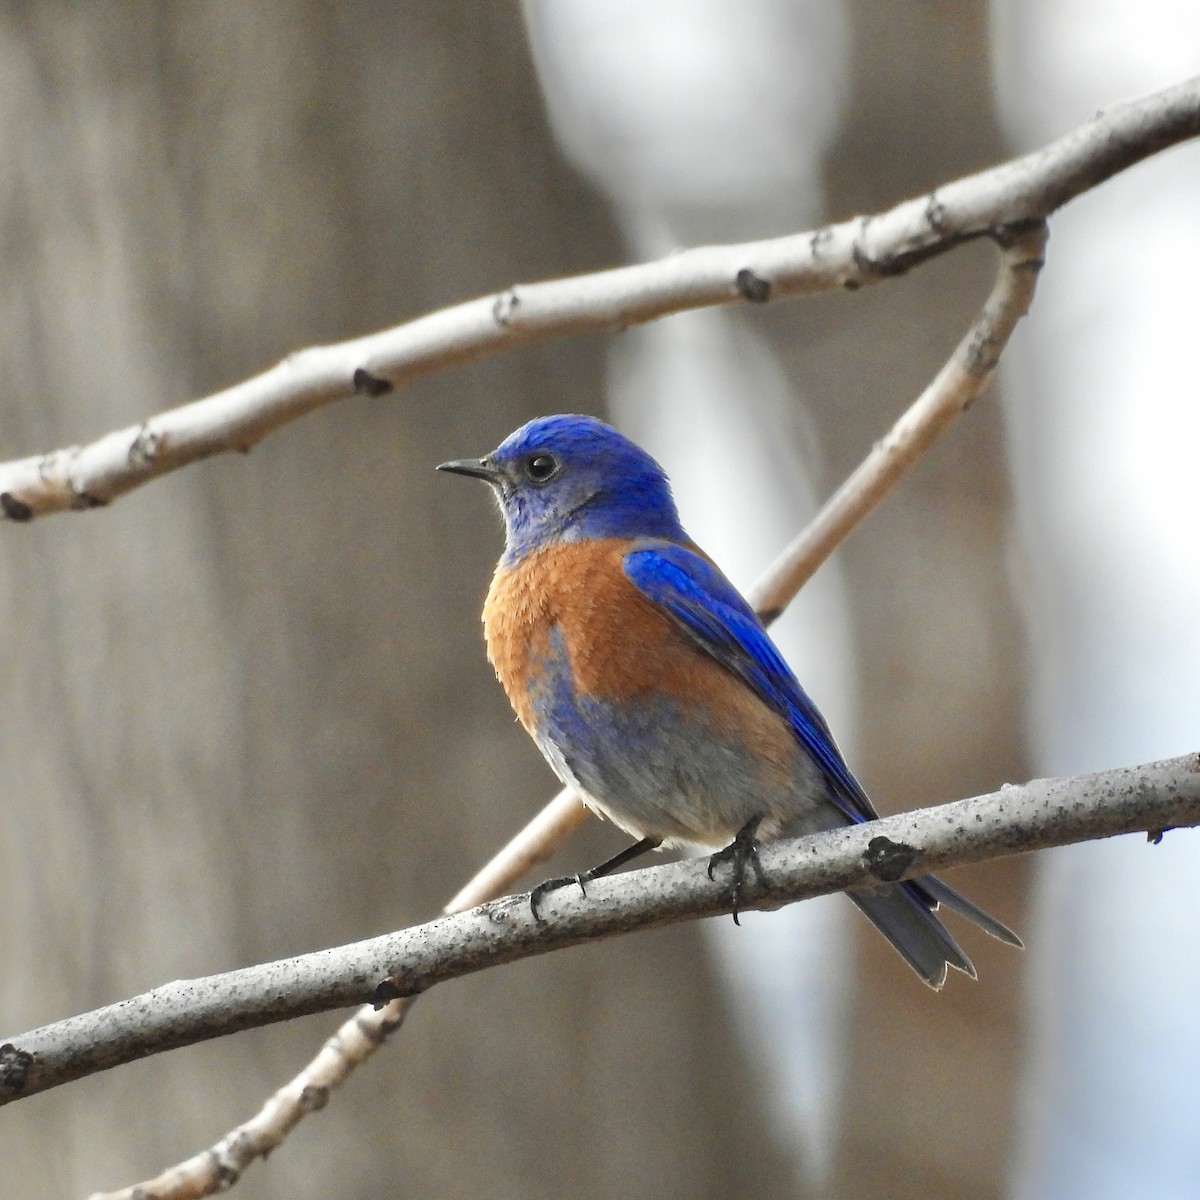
[80, 999, 415, 1200]
[0, 76, 1194, 522]
[443, 786, 589, 913]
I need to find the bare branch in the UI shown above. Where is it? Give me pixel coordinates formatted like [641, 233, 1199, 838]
[750, 221, 1046, 617]
[6, 751, 1197, 1133]
[0, 76, 1195, 522]
[80, 1000, 416, 1200]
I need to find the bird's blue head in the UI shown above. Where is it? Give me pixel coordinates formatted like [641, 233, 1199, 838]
[438, 414, 686, 562]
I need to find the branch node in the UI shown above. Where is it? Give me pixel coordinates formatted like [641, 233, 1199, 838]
[0, 492, 33, 522]
[925, 189, 951, 235]
[128, 423, 163, 466]
[849, 214, 940, 281]
[809, 226, 834, 256]
[371, 979, 401, 1009]
[298, 1083, 330, 1112]
[735, 267, 772, 303]
[70, 486, 108, 511]
[863, 835, 919, 883]
[207, 1148, 241, 1189]
[0, 1042, 32, 1093]
[850, 228, 880, 279]
[352, 368, 393, 397]
[964, 325, 1002, 375]
[851, 241, 904, 281]
[372, 970, 423, 1008]
[492, 288, 520, 327]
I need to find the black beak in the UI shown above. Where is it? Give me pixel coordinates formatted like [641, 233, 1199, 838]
[436, 457, 502, 484]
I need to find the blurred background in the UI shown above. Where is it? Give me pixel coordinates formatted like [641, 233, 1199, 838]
[0, 4, 1196, 1198]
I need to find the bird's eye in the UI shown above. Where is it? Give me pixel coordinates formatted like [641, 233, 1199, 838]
[524, 453, 560, 483]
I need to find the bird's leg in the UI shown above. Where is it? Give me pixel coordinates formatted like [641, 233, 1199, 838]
[529, 836, 662, 923]
[707, 815, 768, 925]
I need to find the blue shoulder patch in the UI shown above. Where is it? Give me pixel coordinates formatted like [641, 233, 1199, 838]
[622, 541, 876, 825]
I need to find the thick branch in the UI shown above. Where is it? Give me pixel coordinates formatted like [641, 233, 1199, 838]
[0, 76, 1196, 522]
[5, 752, 1197, 1113]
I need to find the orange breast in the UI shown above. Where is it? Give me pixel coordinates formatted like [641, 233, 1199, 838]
[483, 539, 665, 728]
[482, 538, 799, 790]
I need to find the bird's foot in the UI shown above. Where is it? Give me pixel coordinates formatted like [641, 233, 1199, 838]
[707, 816, 768, 925]
[528, 836, 662, 924]
[529, 872, 589, 924]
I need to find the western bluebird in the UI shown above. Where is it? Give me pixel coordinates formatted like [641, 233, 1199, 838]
[439, 414, 1020, 987]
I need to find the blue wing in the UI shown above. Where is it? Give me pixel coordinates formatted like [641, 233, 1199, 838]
[622, 541, 877, 826]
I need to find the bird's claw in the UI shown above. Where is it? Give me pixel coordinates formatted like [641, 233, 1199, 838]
[707, 816, 769, 924]
[529, 872, 589, 924]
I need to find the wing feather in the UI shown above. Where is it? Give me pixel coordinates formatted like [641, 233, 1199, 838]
[622, 542, 876, 825]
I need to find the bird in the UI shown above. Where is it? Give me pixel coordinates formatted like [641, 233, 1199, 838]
[438, 413, 1021, 988]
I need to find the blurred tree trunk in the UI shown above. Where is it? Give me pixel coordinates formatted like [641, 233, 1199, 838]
[0, 5, 792, 1197]
[819, 2, 1027, 1197]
